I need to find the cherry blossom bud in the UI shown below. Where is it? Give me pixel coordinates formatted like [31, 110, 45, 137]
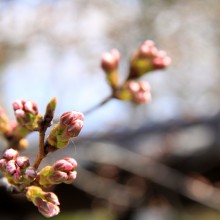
[35, 198, 60, 218]
[60, 111, 84, 138]
[60, 111, 84, 127]
[101, 49, 120, 72]
[14, 109, 29, 124]
[46, 111, 84, 150]
[115, 80, 151, 104]
[52, 158, 77, 172]
[128, 40, 171, 79]
[101, 49, 120, 89]
[24, 167, 37, 182]
[5, 160, 16, 175]
[64, 119, 84, 138]
[12, 99, 41, 131]
[16, 156, 30, 170]
[24, 101, 38, 115]
[64, 170, 77, 184]
[13, 168, 22, 183]
[26, 186, 60, 218]
[152, 50, 172, 69]
[48, 171, 68, 184]
[38, 157, 78, 187]
[44, 192, 60, 206]
[3, 148, 19, 161]
[12, 100, 25, 111]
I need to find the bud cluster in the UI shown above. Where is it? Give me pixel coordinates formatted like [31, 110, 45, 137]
[115, 80, 152, 104]
[0, 148, 36, 186]
[0, 40, 171, 218]
[101, 40, 171, 105]
[46, 111, 84, 150]
[38, 157, 77, 188]
[128, 40, 171, 79]
[13, 99, 42, 131]
[26, 186, 60, 218]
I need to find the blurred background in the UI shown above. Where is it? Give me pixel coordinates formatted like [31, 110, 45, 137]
[1, 0, 220, 219]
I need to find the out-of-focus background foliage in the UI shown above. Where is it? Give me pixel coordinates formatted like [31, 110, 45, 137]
[1, 0, 220, 219]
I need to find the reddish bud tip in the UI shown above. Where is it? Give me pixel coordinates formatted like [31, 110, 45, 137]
[12, 100, 25, 111]
[24, 101, 38, 115]
[35, 197, 60, 218]
[16, 156, 30, 170]
[3, 148, 19, 161]
[5, 160, 17, 175]
[64, 170, 77, 184]
[101, 49, 120, 73]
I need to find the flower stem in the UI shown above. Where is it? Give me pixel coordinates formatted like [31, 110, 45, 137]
[83, 95, 113, 115]
[33, 124, 47, 170]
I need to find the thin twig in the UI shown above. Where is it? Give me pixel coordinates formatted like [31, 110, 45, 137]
[33, 126, 47, 170]
[83, 95, 113, 115]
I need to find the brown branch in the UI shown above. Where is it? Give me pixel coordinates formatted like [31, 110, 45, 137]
[77, 143, 220, 211]
[33, 126, 47, 170]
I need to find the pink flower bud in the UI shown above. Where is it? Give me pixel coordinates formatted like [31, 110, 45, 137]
[26, 186, 60, 218]
[14, 109, 29, 123]
[48, 171, 68, 184]
[12, 100, 25, 111]
[24, 101, 38, 115]
[16, 156, 30, 170]
[52, 159, 76, 172]
[5, 160, 16, 175]
[153, 50, 172, 69]
[63, 157, 77, 169]
[101, 49, 120, 73]
[132, 81, 151, 104]
[64, 171, 77, 184]
[12, 99, 40, 130]
[13, 168, 22, 182]
[118, 80, 151, 104]
[65, 119, 84, 137]
[60, 111, 84, 138]
[44, 192, 60, 206]
[60, 111, 84, 127]
[128, 40, 171, 79]
[3, 148, 19, 161]
[139, 42, 158, 58]
[24, 167, 37, 182]
[35, 197, 60, 218]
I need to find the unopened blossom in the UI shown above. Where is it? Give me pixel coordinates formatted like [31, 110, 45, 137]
[38, 157, 77, 187]
[101, 49, 120, 89]
[2, 148, 19, 161]
[101, 49, 120, 73]
[115, 80, 151, 104]
[0, 148, 36, 186]
[46, 111, 84, 150]
[26, 186, 60, 218]
[15, 156, 30, 170]
[128, 40, 171, 79]
[12, 99, 41, 130]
